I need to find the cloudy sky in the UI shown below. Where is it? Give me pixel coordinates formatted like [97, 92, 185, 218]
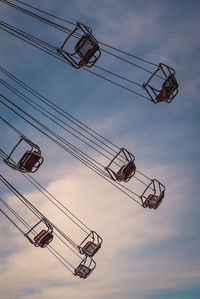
[0, 0, 200, 298]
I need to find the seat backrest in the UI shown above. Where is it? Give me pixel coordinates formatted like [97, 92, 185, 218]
[123, 162, 136, 180]
[75, 264, 91, 278]
[82, 241, 101, 257]
[143, 194, 157, 209]
[76, 34, 99, 63]
[34, 230, 53, 248]
[162, 74, 178, 98]
[115, 161, 135, 182]
[18, 151, 41, 172]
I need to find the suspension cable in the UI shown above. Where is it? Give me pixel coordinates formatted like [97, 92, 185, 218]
[0, 89, 152, 187]
[2, 0, 164, 79]
[1, 20, 151, 100]
[0, 196, 77, 272]
[0, 67, 154, 185]
[0, 78, 120, 163]
[0, 173, 82, 251]
[0, 106, 143, 205]
[0, 66, 121, 153]
[14, 0, 159, 67]
[0, 93, 108, 173]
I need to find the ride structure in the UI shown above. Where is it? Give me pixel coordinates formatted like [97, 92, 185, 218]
[0, 0, 179, 103]
[0, 68, 166, 209]
[0, 174, 98, 279]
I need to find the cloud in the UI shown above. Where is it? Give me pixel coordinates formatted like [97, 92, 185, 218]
[1, 147, 199, 298]
[1, 0, 200, 298]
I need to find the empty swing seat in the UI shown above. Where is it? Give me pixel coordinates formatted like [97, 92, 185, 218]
[75, 264, 92, 279]
[105, 148, 136, 182]
[34, 230, 53, 248]
[115, 161, 136, 182]
[18, 150, 42, 172]
[156, 74, 178, 102]
[57, 22, 101, 69]
[76, 34, 100, 66]
[143, 193, 164, 209]
[82, 241, 101, 257]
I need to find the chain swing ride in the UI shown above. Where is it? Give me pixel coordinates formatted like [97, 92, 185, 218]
[0, 66, 165, 210]
[0, 0, 178, 104]
[0, 0, 177, 279]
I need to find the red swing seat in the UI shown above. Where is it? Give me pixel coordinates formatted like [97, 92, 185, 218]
[82, 241, 101, 257]
[18, 150, 41, 172]
[143, 194, 158, 209]
[156, 74, 178, 102]
[34, 230, 54, 248]
[115, 161, 136, 182]
[76, 34, 100, 67]
[75, 264, 92, 279]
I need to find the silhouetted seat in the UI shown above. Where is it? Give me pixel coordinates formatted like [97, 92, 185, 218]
[74, 257, 96, 279]
[82, 241, 101, 257]
[141, 179, 165, 209]
[18, 150, 43, 173]
[57, 22, 101, 69]
[79, 231, 102, 257]
[34, 230, 54, 248]
[3, 135, 44, 173]
[115, 161, 136, 182]
[143, 63, 178, 103]
[105, 148, 136, 182]
[75, 264, 91, 279]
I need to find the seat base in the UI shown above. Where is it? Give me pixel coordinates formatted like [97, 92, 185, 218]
[75, 264, 91, 279]
[82, 241, 101, 257]
[34, 230, 53, 248]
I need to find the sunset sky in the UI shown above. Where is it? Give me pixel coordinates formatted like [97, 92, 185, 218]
[0, 0, 200, 298]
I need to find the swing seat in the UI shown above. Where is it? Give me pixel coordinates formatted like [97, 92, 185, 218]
[34, 230, 53, 248]
[75, 34, 100, 67]
[4, 136, 44, 173]
[143, 192, 164, 209]
[75, 264, 92, 279]
[18, 150, 43, 172]
[143, 194, 158, 209]
[156, 74, 178, 102]
[143, 63, 178, 103]
[105, 148, 136, 182]
[115, 161, 136, 182]
[82, 241, 101, 257]
[57, 22, 101, 69]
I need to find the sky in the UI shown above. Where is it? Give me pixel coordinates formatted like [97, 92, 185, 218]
[0, 0, 200, 299]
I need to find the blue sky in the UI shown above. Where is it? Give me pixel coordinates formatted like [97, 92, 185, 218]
[0, 0, 200, 298]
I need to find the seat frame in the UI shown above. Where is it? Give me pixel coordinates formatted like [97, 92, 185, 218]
[25, 217, 53, 248]
[78, 231, 103, 257]
[33, 229, 54, 248]
[140, 179, 165, 209]
[74, 256, 96, 279]
[105, 148, 136, 182]
[57, 22, 101, 69]
[3, 135, 44, 173]
[143, 63, 178, 103]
